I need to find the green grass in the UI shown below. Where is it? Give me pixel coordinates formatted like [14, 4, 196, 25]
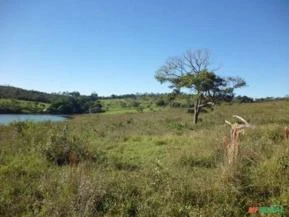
[100, 98, 164, 114]
[0, 98, 49, 114]
[1, 100, 289, 216]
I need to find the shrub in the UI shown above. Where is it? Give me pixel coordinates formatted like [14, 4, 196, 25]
[42, 126, 93, 166]
[155, 99, 166, 107]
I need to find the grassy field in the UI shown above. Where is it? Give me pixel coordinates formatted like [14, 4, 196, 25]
[100, 98, 164, 114]
[1, 100, 289, 216]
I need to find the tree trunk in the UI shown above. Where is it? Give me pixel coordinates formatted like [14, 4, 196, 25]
[193, 109, 199, 124]
[193, 98, 200, 124]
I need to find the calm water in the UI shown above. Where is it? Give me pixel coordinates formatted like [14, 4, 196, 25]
[0, 114, 67, 125]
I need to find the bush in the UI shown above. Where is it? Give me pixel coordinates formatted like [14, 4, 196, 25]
[130, 100, 141, 108]
[155, 99, 166, 107]
[42, 126, 93, 166]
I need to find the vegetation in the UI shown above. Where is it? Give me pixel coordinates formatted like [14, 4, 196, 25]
[155, 49, 246, 124]
[0, 85, 198, 115]
[47, 94, 103, 114]
[0, 85, 62, 103]
[0, 99, 49, 114]
[1, 85, 287, 116]
[0, 86, 102, 114]
[1, 100, 289, 216]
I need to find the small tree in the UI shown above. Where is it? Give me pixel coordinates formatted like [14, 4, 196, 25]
[155, 49, 246, 124]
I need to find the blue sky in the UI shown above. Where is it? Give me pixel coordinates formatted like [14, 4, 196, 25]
[0, 0, 288, 97]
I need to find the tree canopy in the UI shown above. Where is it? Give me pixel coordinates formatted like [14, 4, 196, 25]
[155, 49, 246, 124]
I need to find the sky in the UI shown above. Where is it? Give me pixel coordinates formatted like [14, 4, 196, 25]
[0, 0, 288, 98]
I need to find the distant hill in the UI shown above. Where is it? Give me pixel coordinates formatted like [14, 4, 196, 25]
[0, 85, 62, 103]
[0, 85, 103, 114]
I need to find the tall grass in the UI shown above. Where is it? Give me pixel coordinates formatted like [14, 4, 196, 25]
[1, 101, 289, 216]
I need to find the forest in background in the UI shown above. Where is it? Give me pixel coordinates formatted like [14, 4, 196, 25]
[0, 85, 286, 115]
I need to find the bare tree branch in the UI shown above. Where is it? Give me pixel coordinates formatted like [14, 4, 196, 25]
[183, 49, 210, 74]
[198, 101, 214, 108]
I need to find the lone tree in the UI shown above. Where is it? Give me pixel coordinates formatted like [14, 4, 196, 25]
[155, 49, 246, 124]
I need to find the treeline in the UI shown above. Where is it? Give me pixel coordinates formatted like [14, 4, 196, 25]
[1, 85, 287, 114]
[0, 85, 60, 103]
[102, 93, 289, 105]
[47, 93, 102, 114]
[0, 86, 103, 114]
[99, 93, 170, 100]
[101, 93, 254, 108]
[233, 95, 289, 103]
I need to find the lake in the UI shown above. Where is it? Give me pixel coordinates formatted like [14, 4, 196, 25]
[0, 114, 68, 125]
